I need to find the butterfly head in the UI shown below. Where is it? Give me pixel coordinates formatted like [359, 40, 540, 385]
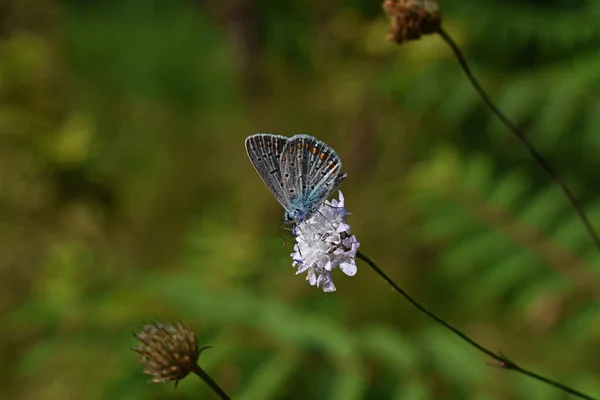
[284, 209, 307, 223]
[284, 211, 295, 223]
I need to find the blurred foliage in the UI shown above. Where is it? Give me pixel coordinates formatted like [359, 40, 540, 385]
[2, 0, 600, 399]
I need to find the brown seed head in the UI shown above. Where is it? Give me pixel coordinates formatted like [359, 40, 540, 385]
[132, 320, 201, 385]
[382, 0, 442, 45]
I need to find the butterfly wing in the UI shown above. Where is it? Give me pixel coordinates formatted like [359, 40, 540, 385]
[281, 134, 346, 219]
[245, 134, 290, 210]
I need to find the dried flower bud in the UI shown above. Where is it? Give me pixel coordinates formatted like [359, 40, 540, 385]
[382, 0, 442, 45]
[132, 320, 204, 385]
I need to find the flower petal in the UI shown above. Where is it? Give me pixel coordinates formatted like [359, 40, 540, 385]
[289, 191, 357, 293]
[340, 261, 357, 276]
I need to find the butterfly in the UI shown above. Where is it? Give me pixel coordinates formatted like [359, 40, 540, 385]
[245, 133, 347, 222]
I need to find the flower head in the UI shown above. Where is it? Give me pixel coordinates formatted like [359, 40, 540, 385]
[383, 0, 442, 45]
[291, 191, 360, 292]
[132, 320, 204, 385]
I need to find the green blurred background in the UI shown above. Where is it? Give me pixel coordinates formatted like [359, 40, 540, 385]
[2, 0, 600, 399]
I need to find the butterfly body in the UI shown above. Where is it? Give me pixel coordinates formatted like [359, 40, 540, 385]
[245, 133, 347, 222]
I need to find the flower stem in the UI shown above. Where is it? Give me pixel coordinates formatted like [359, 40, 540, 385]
[192, 363, 231, 400]
[435, 26, 600, 258]
[356, 250, 597, 400]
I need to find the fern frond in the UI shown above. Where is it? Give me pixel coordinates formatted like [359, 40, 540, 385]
[408, 146, 600, 306]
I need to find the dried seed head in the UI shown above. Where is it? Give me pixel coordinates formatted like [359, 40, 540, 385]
[382, 0, 442, 45]
[132, 320, 202, 385]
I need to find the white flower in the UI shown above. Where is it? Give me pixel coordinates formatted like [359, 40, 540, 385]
[291, 191, 360, 292]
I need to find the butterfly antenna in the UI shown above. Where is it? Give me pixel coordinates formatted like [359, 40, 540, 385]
[278, 222, 295, 245]
[280, 222, 307, 259]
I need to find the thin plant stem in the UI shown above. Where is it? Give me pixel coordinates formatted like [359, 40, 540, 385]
[435, 26, 600, 257]
[192, 363, 232, 400]
[357, 250, 597, 400]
